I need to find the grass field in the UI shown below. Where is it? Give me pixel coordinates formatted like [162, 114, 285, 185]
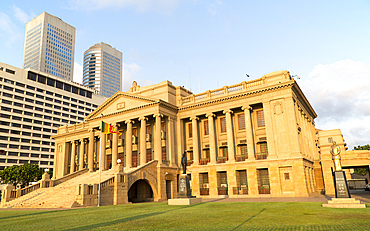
[0, 202, 369, 230]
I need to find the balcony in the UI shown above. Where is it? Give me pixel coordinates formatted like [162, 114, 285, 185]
[236, 155, 247, 162]
[256, 152, 268, 160]
[218, 187, 228, 195]
[200, 188, 209, 195]
[217, 156, 227, 164]
[258, 185, 270, 194]
[200, 158, 209, 165]
[233, 187, 248, 195]
[187, 160, 193, 166]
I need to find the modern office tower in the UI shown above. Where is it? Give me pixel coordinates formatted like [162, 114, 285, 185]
[0, 62, 106, 171]
[83, 42, 122, 97]
[23, 12, 75, 81]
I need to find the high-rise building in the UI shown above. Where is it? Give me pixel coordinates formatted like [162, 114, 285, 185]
[83, 42, 122, 97]
[0, 62, 106, 171]
[23, 12, 75, 81]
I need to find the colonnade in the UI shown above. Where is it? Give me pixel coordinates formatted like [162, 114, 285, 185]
[185, 106, 257, 166]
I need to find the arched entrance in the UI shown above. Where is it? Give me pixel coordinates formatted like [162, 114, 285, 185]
[128, 179, 154, 203]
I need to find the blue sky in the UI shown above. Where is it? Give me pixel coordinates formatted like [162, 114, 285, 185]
[1, 0, 370, 149]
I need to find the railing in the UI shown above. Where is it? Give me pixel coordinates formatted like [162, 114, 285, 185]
[258, 185, 270, 194]
[187, 160, 193, 166]
[256, 152, 268, 160]
[200, 188, 209, 195]
[217, 156, 227, 164]
[180, 79, 264, 105]
[54, 168, 89, 186]
[236, 155, 247, 162]
[233, 187, 248, 195]
[100, 177, 115, 189]
[20, 183, 40, 196]
[218, 187, 228, 195]
[200, 158, 209, 165]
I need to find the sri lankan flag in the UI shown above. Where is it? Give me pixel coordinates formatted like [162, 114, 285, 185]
[101, 121, 119, 134]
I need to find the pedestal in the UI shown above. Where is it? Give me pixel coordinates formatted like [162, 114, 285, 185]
[178, 174, 192, 198]
[334, 171, 350, 198]
[168, 174, 202, 205]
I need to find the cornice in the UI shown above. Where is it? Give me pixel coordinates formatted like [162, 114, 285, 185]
[179, 82, 294, 111]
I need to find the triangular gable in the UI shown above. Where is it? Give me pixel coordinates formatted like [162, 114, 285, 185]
[86, 92, 158, 120]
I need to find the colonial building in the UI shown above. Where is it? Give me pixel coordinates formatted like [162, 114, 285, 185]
[52, 70, 318, 201]
[3, 70, 369, 207]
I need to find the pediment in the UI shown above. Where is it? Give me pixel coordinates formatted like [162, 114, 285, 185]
[86, 92, 158, 119]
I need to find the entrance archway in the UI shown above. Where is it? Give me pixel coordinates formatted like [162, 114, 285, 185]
[128, 179, 154, 203]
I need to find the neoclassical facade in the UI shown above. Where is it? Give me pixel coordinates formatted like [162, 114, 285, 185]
[51, 70, 322, 202]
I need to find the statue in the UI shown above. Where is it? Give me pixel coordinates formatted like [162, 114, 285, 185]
[181, 152, 187, 174]
[330, 141, 342, 171]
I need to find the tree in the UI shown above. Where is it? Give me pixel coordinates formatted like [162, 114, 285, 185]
[0, 164, 43, 188]
[353, 144, 370, 150]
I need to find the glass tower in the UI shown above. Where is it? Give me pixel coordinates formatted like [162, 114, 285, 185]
[83, 42, 122, 97]
[23, 12, 75, 81]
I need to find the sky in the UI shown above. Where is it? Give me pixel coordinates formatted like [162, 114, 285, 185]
[0, 0, 370, 149]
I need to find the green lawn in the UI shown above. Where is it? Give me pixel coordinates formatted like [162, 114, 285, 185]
[0, 202, 369, 230]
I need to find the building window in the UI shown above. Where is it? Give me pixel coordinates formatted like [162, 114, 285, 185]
[220, 117, 226, 133]
[257, 142, 268, 160]
[257, 110, 265, 127]
[257, 169, 270, 194]
[218, 147, 228, 163]
[284, 173, 290, 180]
[238, 114, 245, 130]
[200, 149, 210, 165]
[188, 123, 192, 138]
[146, 125, 151, 134]
[204, 120, 209, 135]
[199, 173, 209, 195]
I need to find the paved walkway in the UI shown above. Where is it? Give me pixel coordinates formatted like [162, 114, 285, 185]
[202, 190, 370, 203]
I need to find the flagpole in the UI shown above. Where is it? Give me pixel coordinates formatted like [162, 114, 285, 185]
[97, 113, 103, 207]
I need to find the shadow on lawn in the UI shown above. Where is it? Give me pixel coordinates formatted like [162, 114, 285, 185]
[0, 210, 62, 221]
[63, 203, 203, 230]
[231, 208, 266, 231]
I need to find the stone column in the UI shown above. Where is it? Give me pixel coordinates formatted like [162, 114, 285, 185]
[206, 113, 216, 164]
[88, 129, 94, 172]
[139, 117, 147, 166]
[154, 114, 163, 164]
[168, 116, 175, 166]
[223, 110, 235, 162]
[100, 133, 106, 170]
[242, 106, 255, 160]
[70, 141, 76, 174]
[112, 124, 119, 168]
[191, 116, 199, 166]
[177, 118, 184, 167]
[79, 139, 84, 170]
[125, 120, 133, 168]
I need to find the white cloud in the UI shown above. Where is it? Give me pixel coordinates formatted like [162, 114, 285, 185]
[73, 62, 83, 84]
[123, 62, 140, 91]
[67, 0, 181, 13]
[299, 59, 370, 149]
[13, 6, 32, 23]
[0, 12, 22, 44]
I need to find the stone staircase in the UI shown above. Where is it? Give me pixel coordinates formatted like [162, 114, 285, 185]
[1, 169, 116, 208]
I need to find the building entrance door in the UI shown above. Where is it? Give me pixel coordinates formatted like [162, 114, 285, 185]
[166, 180, 171, 199]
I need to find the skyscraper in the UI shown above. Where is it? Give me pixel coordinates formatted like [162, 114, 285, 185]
[23, 12, 75, 81]
[83, 42, 122, 97]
